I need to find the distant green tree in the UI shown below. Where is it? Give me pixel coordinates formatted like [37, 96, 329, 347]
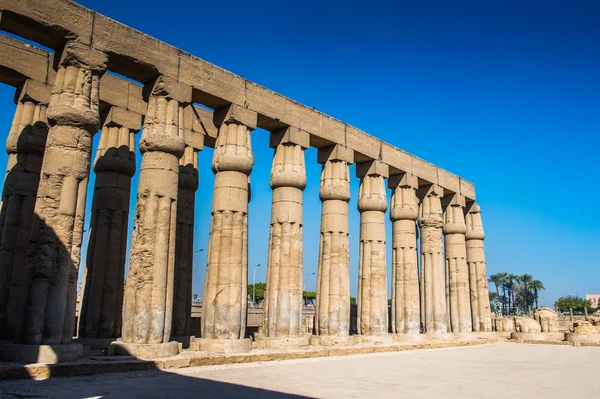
[490, 272, 510, 314]
[248, 282, 266, 305]
[490, 272, 545, 314]
[303, 291, 316, 306]
[505, 273, 519, 315]
[488, 274, 502, 300]
[489, 292, 500, 313]
[555, 295, 591, 312]
[530, 280, 545, 308]
[350, 297, 357, 305]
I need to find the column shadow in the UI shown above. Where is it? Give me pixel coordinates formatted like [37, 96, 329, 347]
[0, 363, 316, 398]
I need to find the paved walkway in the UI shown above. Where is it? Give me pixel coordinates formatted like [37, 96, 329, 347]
[0, 343, 597, 398]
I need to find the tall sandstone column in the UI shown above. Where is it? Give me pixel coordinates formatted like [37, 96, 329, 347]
[443, 193, 472, 333]
[118, 76, 190, 358]
[357, 160, 390, 341]
[312, 144, 355, 346]
[79, 107, 140, 343]
[262, 127, 309, 347]
[417, 184, 447, 334]
[0, 80, 50, 340]
[465, 203, 492, 332]
[9, 43, 107, 356]
[389, 173, 420, 335]
[200, 104, 255, 353]
[172, 138, 201, 339]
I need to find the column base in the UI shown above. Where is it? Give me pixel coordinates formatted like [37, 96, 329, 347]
[475, 332, 498, 341]
[75, 337, 118, 350]
[111, 341, 179, 360]
[309, 335, 356, 346]
[254, 336, 310, 350]
[394, 332, 486, 343]
[194, 338, 252, 353]
[1, 343, 83, 363]
[392, 333, 427, 343]
[421, 332, 498, 342]
[171, 335, 196, 349]
[356, 334, 395, 344]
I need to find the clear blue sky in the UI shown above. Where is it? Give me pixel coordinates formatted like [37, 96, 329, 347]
[0, 0, 598, 308]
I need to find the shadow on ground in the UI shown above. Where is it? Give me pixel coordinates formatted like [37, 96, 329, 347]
[0, 365, 315, 399]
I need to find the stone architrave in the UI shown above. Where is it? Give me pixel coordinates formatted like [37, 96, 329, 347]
[357, 160, 389, 338]
[14, 42, 107, 347]
[389, 173, 420, 335]
[200, 104, 255, 353]
[262, 127, 309, 346]
[312, 144, 355, 346]
[79, 107, 140, 342]
[443, 193, 472, 333]
[0, 80, 51, 340]
[119, 76, 189, 357]
[417, 184, 447, 334]
[172, 131, 202, 339]
[465, 202, 492, 332]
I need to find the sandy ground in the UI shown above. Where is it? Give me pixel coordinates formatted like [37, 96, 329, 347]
[0, 342, 597, 398]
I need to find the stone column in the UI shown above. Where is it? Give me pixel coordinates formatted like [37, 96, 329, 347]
[443, 193, 472, 333]
[389, 173, 420, 335]
[200, 104, 256, 353]
[171, 133, 202, 340]
[417, 184, 447, 334]
[260, 127, 309, 348]
[356, 160, 391, 342]
[1, 43, 107, 363]
[117, 76, 190, 359]
[465, 202, 492, 332]
[311, 144, 355, 346]
[0, 80, 50, 341]
[78, 107, 140, 346]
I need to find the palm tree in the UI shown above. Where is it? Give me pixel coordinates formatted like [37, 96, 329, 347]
[502, 273, 518, 315]
[519, 274, 534, 311]
[508, 274, 519, 314]
[489, 292, 500, 313]
[530, 280, 545, 309]
[488, 274, 503, 301]
[490, 273, 511, 315]
[496, 273, 510, 315]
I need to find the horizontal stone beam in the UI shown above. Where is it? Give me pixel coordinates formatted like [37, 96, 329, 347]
[0, 0, 476, 199]
[0, 33, 217, 149]
[0, 32, 53, 87]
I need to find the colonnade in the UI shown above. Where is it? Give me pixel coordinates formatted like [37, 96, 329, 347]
[0, 39, 492, 361]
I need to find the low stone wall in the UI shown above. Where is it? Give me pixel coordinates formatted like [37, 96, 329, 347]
[0, 337, 497, 381]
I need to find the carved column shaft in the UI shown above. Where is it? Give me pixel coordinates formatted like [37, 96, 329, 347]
[443, 194, 472, 333]
[15, 43, 107, 345]
[263, 128, 308, 338]
[357, 161, 388, 336]
[79, 107, 139, 339]
[418, 184, 447, 334]
[465, 203, 492, 332]
[172, 143, 200, 337]
[122, 77, 189, 344]
[0, 81, 50, 340]
[202, 105, 255, 341]
[315, 145, 353, 337]
[389, 173, 420, 334]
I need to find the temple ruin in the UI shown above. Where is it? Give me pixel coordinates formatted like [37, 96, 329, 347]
[0, 0, 494, 362]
